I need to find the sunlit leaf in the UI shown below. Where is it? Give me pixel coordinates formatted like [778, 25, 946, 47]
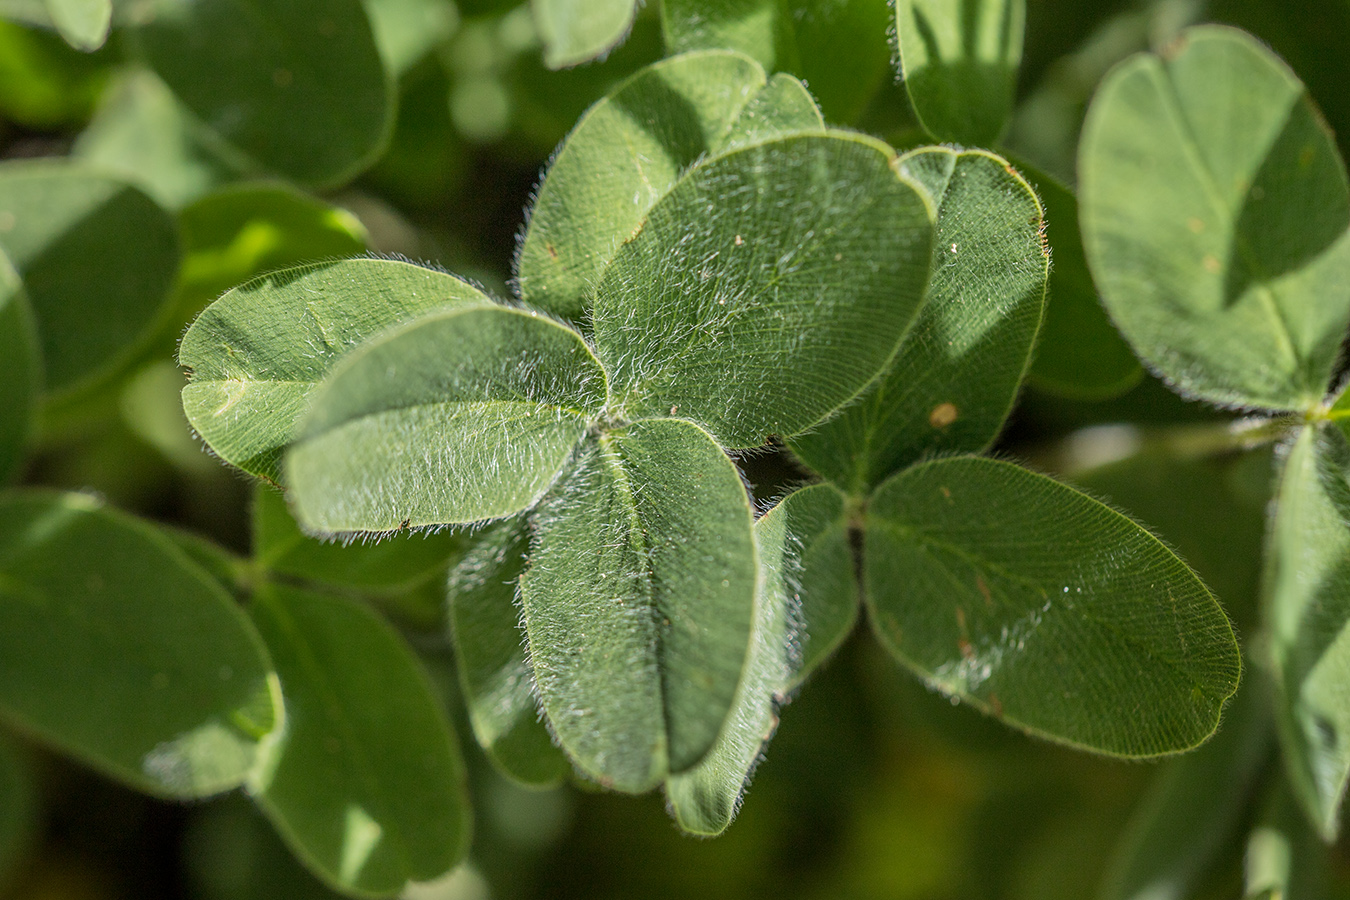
[362, 0, 458, 76]
[0, 491, 280, 798]
[777, 482, 857, 685]
[896, 0, 1026, 145]
[0, 161, 179, 394]
[0, 17, 110, 128]
[1079, 25, 1350, 411]
[448, 517, 570, 787]
[248, 584, 469, 896]
[136, 0, 393, 187]
[661, 0, 799, 74]
[43, 0, 110, 51]
[789, 147, 1046, 492]
[0, 249, 40, 484]
[180, 259, 491, 483]
[532, 0, 637, 69]
[521, 418, 757, 792]
[594, 132, 933, 449]
[287, 305, 607, 534]
[866, 456, 1241, 757]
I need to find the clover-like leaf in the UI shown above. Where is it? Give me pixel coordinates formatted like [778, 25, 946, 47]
[0, 249, 39, 484]
[594, 132, 933, 449]
[532, 0, 638, 69]
[776, 482, 857, 685]
[287, 305, 607, 534]
[866, 456, 1241, 757]
[363, 0, 458, 77]
[661, 0, 799, 73]
[448, 517, 570, 787]
[896, 0, 1026, 146]
[248, 583, 469, 896]
[0, 491, 280, 798]
[1080, 25, 1350, 411]
[44, 0, 110, 51]
[180, 259, 491, 482]
[790, 147, 1047, 492]
[516, 50, 821, 322]
[0, 161, 179, 394]
[135, 0, 393, 187]
[521, 418, 758, 792]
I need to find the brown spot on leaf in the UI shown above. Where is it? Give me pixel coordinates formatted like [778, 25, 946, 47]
[1187, 217, 1205, 233]
[1202, 254, 1221, 274]
[546, 243, 559, 260]
[988, 693, 1004, 717]
[929, 402, 959, 428]
[976, 575, 992, 607]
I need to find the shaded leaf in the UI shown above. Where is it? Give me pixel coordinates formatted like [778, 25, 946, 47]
[0, 161, 179, 393]
[362, 0, 458, 77]
[594, 132, 933, 449]
[521, 418, 757, 792]
[790, 147, 1046, 491]
[136, 0, 393, 187]
[287, 305, 606, 534]
[1243, 777, 1333, 897]
[896, 0, 1026, 145]
[448, 518, 570, 787]
[776, 482, 857, 685]
[0, 734, 35, 893]
[180, 259, 490, 482]
[1079, 25, 1350, 412]
[661, 0, 800, 74]
[0, 491, 280, 798]
[248, 583, 469, 896]
[0, 249, 40, 484]
[866, 456, 1241, 757]
[532, 0, 637, 69]
[43, 0, 109, 51]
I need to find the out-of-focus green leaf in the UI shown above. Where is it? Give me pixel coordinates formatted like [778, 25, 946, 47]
[790, 147, 1046, 492]
[0, 161, 179, 394]
[1018, 161, 1143, 400]
[43, 0, 109, 50]
[0, 491, 280, 798]
[73, 68, 240, 211]
[286, 306, 607, 534]
[521, 418, 757, 793]
[1243, 777, 1332, 898]
[1101, 679, 1272, 900]
[532, 0, 637, 69]
[0, 18, 109, 127]
[136, 0, 393, 187]
[661, 0, 799, 74]
[362, 0, 458, 76]
[248, 583, 470, 896]
[1264, 424, 1350, 840]
[866, 456, 1241, 757]
[665, 488, 796, 835]
[896, 0, 1026, 145]
[448, 517, 570, 787]
[180, 259, 491, 483]
[594, 132, 933, 449]
[0, 734, 35, 893]
[0, 250, 40, 484]
[516, 50, 795, 321]
[1079, 25, 1350, 412]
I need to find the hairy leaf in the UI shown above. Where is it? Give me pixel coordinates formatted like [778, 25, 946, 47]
[1080, 25, 1350, 412]
[776, 482, 857, 685]
[0, 161, 179, 393]
[521, 418, 757, 792]
[0, 491, 279, 798]
[248, 584, 469, 896]
[866, 456, 1241, 757]
[594, 132, 933, 449]
[448, 518, 570, 787]
[44, 0, 110, 51]
[790, 147, 1047, 492]
[287, 305, 607, 533]
[136, 0, 393, 187]
[661, 0, 800, 74]
[896, 0, 1026, 145]
[180, 259, 491, 482]
[516, 50, 820, 321]
[0, 250, 39, 484]
[532, 0, 638, 69]
[719, 71, 823, 150]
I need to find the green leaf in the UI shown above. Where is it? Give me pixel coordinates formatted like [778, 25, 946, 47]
[0, 491, 280, 798]
[789, 147, 1047, 492]
[1079, 25, 1350, 412]
[661, 0, 799, 74]
[135, 0, 393, 187]
[248, 583, 469, 896]
[0, 17, 110, 129]
[1018, 161, 1144, 401]
[865, 456, 1241, 757]
[0, 734, 35, 893]
[719, 71, 823, 150]
[0, 249, 40, 484]
[362, 0, 458, 77]
[0, 161, 180, 394]
[1264, 423, 1350, 840]
[594, 132, 933, 449]
[520, 418, 758, 792]
[532, 0, 637, 69]
[448, 517, 570, 787]
[516, 50, 818, 322]
[896, 0, 1026, 145]
[287, 305, 607, 534]
[776, 482, 857, 685]
[43, 0, 110, 51]
[665, 487, 797, 835]
[180, 259, 491, 483]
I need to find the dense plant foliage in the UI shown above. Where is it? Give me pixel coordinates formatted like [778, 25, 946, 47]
[1, 0, 1350, 897]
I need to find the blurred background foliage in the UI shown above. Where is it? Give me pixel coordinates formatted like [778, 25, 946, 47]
[2, 0, 1350, 896]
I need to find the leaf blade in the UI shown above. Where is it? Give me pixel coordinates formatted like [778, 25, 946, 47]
[532, 0, 638, 69]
